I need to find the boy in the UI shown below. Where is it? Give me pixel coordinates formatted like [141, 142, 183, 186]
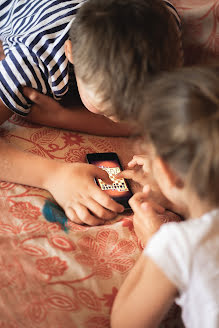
[0, 0, 182, 225]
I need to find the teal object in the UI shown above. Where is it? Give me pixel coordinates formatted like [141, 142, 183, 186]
[42, 200, 69, 232]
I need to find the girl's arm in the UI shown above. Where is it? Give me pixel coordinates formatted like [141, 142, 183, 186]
[111, 189, 179, 328]
[111, 252, 177, 328]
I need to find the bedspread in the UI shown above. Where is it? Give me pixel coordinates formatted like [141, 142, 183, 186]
[0, 1, 218, 327]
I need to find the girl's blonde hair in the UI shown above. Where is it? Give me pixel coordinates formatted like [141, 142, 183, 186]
[138, 66, 219, 205]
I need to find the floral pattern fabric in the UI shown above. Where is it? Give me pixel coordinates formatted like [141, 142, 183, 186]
[173, 0, 219, 65]
[0, 1, 218, 327]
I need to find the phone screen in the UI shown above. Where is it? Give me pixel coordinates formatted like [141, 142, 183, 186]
[86, 152, 133, 209]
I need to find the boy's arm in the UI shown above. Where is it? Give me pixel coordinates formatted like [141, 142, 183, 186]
[23, 87, 132, 137]
[111, 253, 177, 328]
[0, 99, 13, 124]
[0, 138, 124, 225]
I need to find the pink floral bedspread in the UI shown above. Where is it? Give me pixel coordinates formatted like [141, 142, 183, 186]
[0, 1, 218, 327]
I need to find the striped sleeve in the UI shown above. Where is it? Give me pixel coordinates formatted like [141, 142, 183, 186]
[0, 0, 12, 31]
[0, 0, 84, 115]
[0, 44, 50, 116]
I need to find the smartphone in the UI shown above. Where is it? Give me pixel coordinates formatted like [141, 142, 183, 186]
[86, 152, 133, 210]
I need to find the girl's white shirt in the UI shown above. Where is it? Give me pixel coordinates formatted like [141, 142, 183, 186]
[144, 209, 219, 328]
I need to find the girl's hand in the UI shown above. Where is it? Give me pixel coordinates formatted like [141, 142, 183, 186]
[117, 155, 171, 208]
[117, 155, 150, 187]
[129, 185, 177, 246]
[128, 154, 150, 172]
[44, 162, 124, 225]
[121, 155, 180, 214]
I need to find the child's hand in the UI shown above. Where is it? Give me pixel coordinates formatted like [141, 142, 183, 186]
[120, 155, 179, 213]
[128, 154, 150, 172]
[117, 155, 150, 187]
[23, 87, 64, 125]
[117, 155, 166, 207]
[44, 162, 124, 225]
[129, 185, 167, 246]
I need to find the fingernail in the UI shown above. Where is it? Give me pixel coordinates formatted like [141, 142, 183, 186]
[29, 93, 35, 100]
[143, 185, 150, 193]
[141, 202, 149, 210]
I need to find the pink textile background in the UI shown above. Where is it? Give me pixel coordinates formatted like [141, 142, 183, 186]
[0, 1, 218, 327]
[173, 0, 219, 65]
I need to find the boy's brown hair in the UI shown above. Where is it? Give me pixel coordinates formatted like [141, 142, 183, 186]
[138, 66, 219, 205]
[70, 0, 182, 119]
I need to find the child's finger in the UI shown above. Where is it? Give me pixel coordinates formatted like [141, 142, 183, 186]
[91, 168, 124, 213]
[23, 86, 39, 101]
[92, 165, 113, 185]
[116, 169, 134, 180]
[92, 185, 124, 213]
[129, 189, 165, 214]
[82, 197, 117, 221]
[129, 190, 151, 209]
[128, 155, 146, 168]
[141, 200, 165, 214]
[69, 203, 105, 226]
[128, 158, 138, 168]
[23, 86, 49, 105]
[65, 207, 83, 224]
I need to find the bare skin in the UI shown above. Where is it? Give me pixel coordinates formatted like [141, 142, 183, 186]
[0, 40, 131, 137]
[22, 87, 131, 136]
[111, 154, 213, 328]
[0, 41, 127, 224]
[0, 137, 124, 225]
[0, 92, 127, 224]
[118, 154, 187, 217]
[16, 39, 131, 137]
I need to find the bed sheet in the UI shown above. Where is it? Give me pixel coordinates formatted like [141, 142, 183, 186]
[0, 1, 219, 327]
[173, 0, 219, 65]
[0, 117, 183, 328]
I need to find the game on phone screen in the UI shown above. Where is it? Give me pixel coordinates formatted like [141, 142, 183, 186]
[86, 152, 133, 209]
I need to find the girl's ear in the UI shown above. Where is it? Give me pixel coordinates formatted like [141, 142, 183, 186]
[157, 157, 184, 189]
[64, 40, 74, 64]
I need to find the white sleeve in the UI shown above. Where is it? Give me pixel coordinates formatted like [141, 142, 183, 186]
[144, 222, 192, 293]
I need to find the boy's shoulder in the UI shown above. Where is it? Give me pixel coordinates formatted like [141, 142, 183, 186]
[1, 0, 85, 46]
[0, 0, 87, 116]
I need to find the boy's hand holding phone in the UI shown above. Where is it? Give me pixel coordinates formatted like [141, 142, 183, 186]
[44, 162, 124, 226]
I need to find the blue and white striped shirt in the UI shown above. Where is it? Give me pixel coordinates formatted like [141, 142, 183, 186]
[0, 0, 181, 116]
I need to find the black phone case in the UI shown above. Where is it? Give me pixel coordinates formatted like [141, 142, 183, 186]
[86, 152, 133, 209]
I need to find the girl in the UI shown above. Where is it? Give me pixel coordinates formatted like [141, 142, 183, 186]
[111, 66, 219, 328]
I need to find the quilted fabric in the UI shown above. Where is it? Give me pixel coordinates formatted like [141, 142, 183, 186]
[0, 1, 218, 327]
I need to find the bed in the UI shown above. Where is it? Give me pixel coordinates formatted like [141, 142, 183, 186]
[0, 1, 218, 327]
